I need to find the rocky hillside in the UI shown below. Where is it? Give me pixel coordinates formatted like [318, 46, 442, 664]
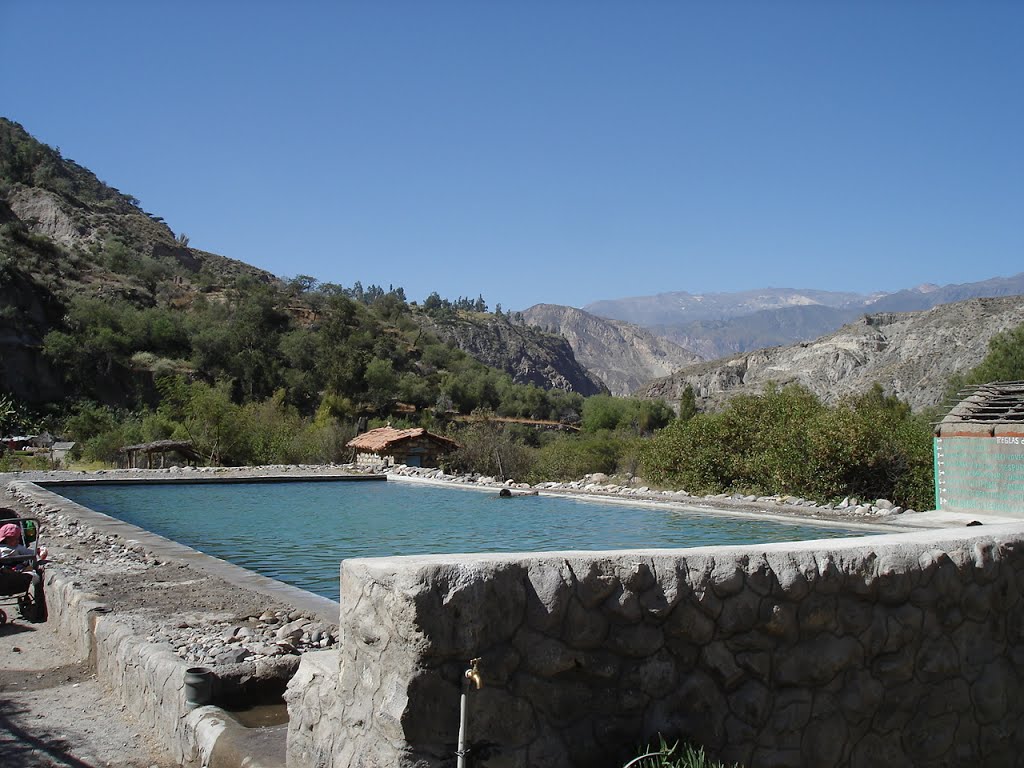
[422, 311, 608, 396]
[519, 304, 700, 396]
[0, 119, 278, 296]
[0, 119, 283, 402]
[639, 296, 1024, 412]
[0, 118, 607, 408]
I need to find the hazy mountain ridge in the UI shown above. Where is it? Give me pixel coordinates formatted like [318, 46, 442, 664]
[650, 304, 863, 362]
[583, 287, 879, 327]
[638, 295, 1024, 411]
[518, 304, 700, 396]
[582, 277, 1024, 361]
[865, 274, 1024, 313]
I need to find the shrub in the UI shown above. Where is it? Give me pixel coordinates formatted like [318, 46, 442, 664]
[527, 432, 629, 482]
[582, 395, 674, 434]
[639, 383, 932, 509]
[445, 416, 532, 480]
[627, 737, 740, 768]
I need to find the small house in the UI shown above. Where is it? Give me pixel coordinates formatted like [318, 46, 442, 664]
[346, 427, 459, 469]
[50, 441, 77, 468]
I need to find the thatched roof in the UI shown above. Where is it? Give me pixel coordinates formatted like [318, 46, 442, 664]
[119, 440, 202, 459]
[347, 427, 459, 453]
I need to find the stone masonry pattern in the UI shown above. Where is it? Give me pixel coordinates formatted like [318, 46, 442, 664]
[324, 526, 1024, 768]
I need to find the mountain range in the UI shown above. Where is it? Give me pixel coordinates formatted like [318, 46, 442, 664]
[3, 115, 1022, 417]
[572, 276, 1024, 361]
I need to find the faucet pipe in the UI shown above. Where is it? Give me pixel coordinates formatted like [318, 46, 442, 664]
[456, 658, 483, 768]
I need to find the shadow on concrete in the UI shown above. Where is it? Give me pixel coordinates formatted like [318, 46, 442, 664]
[0, 622, 35, 637]
[0, 699, 97, 768]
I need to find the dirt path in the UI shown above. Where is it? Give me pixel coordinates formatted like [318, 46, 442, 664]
[0, 613, 175, 768]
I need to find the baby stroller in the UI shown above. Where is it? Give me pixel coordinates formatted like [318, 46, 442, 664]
[0, 517, 46, 624]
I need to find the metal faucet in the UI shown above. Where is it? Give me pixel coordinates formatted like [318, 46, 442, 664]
[464, 657, 483, 690]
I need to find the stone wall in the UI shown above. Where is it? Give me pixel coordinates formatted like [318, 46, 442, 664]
[313, 524, 1024, 768]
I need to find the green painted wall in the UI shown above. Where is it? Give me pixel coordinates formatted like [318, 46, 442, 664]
[934, 435, 1024, 515]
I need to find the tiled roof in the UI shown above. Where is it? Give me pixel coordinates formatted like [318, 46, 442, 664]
[346, 427, 459, 452]
[940, 381, 1024, 426]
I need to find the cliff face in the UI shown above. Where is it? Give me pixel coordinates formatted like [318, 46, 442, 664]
[519, 304, 700, 396]
[638, 296, 1024, 411]
[421, 312, 609, 396]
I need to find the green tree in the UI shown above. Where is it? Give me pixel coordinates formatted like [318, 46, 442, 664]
[157, 376, 241, 465]
[235, 389, 305, 465]
[678, 384, 698, 422]
[0, 394, 14, 436]
[944, 322, 1024, 402]
[364, 358, 398, 411]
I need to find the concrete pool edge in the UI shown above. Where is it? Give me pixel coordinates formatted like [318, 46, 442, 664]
[2, 465, 386, 486]
[11, 480, 341, 622]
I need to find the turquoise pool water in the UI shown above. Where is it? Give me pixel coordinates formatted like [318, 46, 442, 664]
[53, 481, 872, 600]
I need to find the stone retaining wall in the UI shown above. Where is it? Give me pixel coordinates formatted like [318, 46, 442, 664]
[310, 524, 1024, 767]
[42, 569, 232, 766]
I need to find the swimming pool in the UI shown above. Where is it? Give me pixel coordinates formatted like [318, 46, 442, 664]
[53, 480, 873, 600]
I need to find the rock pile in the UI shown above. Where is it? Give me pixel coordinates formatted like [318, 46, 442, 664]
[156, 612, 337, 668]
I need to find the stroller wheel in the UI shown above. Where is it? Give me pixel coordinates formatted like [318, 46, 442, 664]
[0, 608, 6, 625]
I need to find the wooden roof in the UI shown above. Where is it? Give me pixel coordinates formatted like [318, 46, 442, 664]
[346, 427, 459, 453]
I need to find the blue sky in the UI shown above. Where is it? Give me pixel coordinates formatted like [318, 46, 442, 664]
[3, 2, 1022, 310]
